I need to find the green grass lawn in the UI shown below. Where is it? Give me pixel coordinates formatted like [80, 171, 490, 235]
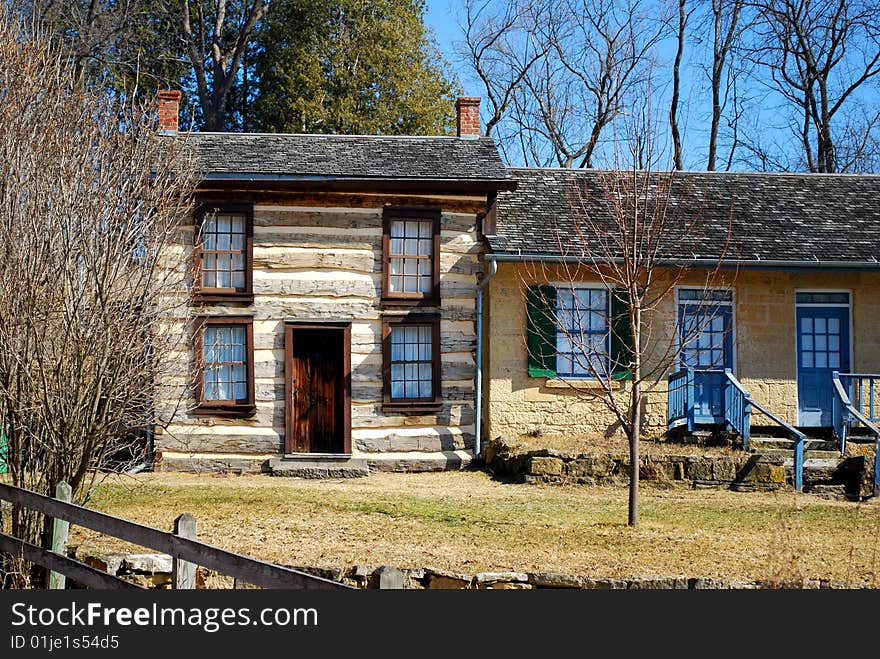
[70, 470, 880, 585]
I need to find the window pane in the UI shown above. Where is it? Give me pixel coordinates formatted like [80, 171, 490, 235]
[815, 353, 827, 368]
[828, 318, 840, 333]
[203, 324, 248, 402]
[389, 323, 435, 400]
[391, 220, 404, 238]
[802, 352, 813, 368]
[814, 318, 826, 333]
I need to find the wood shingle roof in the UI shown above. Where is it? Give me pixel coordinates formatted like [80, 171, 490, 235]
[490, 168, 880, 267]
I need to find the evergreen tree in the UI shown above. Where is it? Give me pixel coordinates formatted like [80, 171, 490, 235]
[252, 0, 458, 135]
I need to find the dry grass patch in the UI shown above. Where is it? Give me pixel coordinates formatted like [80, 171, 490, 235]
[69, 470, 880, 585]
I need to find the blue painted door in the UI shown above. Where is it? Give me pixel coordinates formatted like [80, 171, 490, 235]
[680, 304, 733, 421]
[797, 307, 850, 426]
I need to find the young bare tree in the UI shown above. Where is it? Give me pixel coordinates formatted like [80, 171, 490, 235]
[0, 10, 196, 580]
[751, 0, 880, 172]
[522, 109, 733, 526]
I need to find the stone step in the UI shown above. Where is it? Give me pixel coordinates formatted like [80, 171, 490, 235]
[756, 448, 841, 460]
[749, 437, 839, 452]
[269, 457, 369, 479]
[803, 484, 849, 499]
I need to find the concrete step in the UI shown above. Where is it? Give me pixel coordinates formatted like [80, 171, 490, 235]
[269, 456, 369, 479]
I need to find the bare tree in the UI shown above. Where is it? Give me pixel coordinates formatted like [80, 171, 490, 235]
[704, 0, 747, 170]
[0, 10, 196, 582]
[461, 0, 669, 167]
[522, 112, 733, 526]
[177, 0, 270, 131]
[669, 0, 691, 170]
[751, 0, 880, 172]
[458, 0, 547, 139]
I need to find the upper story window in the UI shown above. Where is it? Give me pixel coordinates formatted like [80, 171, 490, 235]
[194, 204, 253, 303]
[382, 208, 440, 304]
[194, 316, 255, 417]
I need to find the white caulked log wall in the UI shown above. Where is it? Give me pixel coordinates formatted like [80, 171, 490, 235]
[155, 195, 486, 472]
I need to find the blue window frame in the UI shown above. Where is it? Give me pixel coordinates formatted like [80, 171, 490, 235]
[555, 287, 610, 378]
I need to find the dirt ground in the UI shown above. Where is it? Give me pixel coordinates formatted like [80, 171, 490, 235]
[68, 469, 880, 585]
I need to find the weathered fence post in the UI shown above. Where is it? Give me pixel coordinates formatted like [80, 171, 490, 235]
[48, 482, 72, 590]
[173, 513, 197, 589]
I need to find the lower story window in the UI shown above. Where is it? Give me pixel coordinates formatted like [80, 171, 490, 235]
[556, 287, 609, 378]
[382, 315, 441, 411]
[195, 316, 255, 417]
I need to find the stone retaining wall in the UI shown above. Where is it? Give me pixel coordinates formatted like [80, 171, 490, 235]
[485, 437, 790, 490]
[76, 552, 868, 589]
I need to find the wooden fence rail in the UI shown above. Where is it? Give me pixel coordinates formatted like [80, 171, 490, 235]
[0, 481, 351, 590]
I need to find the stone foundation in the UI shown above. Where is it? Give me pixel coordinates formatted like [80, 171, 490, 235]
[486, 437, 788, 490]
[74, 552, 870, 590]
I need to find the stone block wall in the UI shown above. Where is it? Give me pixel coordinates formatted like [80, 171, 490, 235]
[485, 263, 880, 441]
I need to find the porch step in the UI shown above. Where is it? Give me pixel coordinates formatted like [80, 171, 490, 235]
[268, 456, 369, 479]
[749, 436, 839, 453]
[756, 448, 841, 460]
[803, 484, 849, 499]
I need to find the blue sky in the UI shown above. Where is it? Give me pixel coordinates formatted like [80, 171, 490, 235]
[424, 1, 476, 92]
[420, 1, 880, 171]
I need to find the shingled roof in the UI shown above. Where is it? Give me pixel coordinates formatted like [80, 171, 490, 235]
[183, 132, 513, 190]
[489, 168, 880, 267]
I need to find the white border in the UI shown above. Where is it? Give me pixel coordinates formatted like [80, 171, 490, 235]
[794, 288, 853, 426]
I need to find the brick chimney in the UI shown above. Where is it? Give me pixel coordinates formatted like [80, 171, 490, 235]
[158, 90, 182, 134]
[455, 96, 481, 139]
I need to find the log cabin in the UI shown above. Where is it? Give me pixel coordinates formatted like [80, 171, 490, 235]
[154, 92, 515, 475]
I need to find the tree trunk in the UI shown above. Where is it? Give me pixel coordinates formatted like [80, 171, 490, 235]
[628, 305, 642, 527]
[670, 0, 686, 171]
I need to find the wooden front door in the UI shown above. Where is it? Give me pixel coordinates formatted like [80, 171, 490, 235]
[285, 324, 351, 454]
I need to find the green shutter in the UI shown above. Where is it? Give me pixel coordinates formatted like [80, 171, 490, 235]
[0, 430, 7, 475]
[526, 285, 557, 378]
[610, 290, 634, 380]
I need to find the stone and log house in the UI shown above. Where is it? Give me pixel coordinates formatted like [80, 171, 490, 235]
[151, 91, 880, 487]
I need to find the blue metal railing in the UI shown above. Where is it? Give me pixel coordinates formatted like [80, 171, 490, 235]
[667, 368, 807, 491]
[832, 371, 880, 496]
